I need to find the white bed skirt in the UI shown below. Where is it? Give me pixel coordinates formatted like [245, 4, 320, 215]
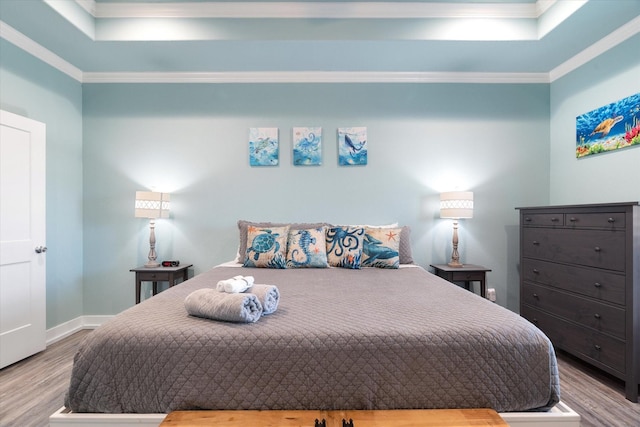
[50, 401, 580, 427]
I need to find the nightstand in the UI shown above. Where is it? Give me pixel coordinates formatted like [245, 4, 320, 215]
[430, 264, 492, 298]
[130, 263, 193, 304]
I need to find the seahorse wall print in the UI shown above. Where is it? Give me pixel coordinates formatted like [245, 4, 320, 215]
[338, 127, 367, 166]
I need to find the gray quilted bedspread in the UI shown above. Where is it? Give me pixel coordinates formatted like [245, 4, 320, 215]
[65, 266, 560, 413]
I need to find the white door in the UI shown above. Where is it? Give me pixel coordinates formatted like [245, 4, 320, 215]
[0, 110, 46, 369]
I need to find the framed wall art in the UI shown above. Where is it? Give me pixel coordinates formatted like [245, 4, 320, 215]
[576, 92, 640, 158]
[293, 127, 322, 166]
[338, 127, 367, 166]
[249, 127, 279, 166]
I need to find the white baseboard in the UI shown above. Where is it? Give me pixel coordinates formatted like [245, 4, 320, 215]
[46, 315, 113, 345]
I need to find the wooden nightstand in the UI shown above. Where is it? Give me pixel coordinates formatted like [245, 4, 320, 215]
[430, 264, 492, 298]
[130, 263, 192, 304]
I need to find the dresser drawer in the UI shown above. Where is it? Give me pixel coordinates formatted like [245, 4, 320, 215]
[565, 212, 625, 229]
[521, 306, 625, 375]
[137, 271, 172, 282]
[521, 213, 563, 227]
[522, 228, 626, 271]
[522, 283, 625, 339]
[522, 258, 625, 305]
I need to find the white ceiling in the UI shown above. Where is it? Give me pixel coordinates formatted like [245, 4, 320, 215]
[0, 0, 638, 83]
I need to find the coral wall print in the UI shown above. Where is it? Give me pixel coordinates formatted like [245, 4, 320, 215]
[338, 127, 367, 165]
[249, 127, 279, 166]
[576, 93, 640, 158]
[293, 127, 322, 166]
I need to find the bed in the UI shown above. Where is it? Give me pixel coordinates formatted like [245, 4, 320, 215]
[53, 222, 579, 426]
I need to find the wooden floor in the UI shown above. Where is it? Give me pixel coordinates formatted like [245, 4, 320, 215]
[0, 329, 638, 427]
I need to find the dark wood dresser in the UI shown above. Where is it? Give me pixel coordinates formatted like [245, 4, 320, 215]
[517, 202, 639, 402]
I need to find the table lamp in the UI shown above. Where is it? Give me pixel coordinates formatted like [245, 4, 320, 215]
[135, 191, 170, 268]
[440, 191, 473, 267]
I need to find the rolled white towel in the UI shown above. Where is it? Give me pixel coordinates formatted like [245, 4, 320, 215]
[216, 275, 255, 293]
[185, 288, 263, 323]
[251, 284, 280, 315]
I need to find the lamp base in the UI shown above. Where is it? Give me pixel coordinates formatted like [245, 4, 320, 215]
[447, 261, 464, 268]
[144, 261, 160, 268]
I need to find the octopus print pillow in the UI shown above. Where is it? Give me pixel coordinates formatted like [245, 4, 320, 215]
[362, 227, 401, 269]
[244, 226, 290, 268]
[326, 226, 365, 269]
[286, 227, 328, 268]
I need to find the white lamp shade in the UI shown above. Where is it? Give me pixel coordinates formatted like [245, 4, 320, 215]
[134, 191, 170, 219]
[440, 191, 474, 219]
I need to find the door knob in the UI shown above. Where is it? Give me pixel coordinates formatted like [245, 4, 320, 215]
[35, 246, 47, 253]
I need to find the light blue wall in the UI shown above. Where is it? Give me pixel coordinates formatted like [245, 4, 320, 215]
[550, 34, 640, 204]
[13, 32, 638, 326]
[0, 40, 84, 329]
[5, 31, 636, 328]
[82, 83, 550, 313]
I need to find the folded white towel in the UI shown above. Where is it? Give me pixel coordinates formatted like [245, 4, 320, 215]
[251, 284, 280, 315]
[185, 288, 263, 323]
[216, 275, 255, 293]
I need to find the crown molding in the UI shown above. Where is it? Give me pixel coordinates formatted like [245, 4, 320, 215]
[549, 14, 640, 82]
[81, 71, 549, 84]
[3, 13, 636, 85]
[81, 1, 546, 20]
[0, 21, 83, 82]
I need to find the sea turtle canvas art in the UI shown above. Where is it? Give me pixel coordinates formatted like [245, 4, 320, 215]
[249, 127, 279, 166]
[576, 93, 640, 158]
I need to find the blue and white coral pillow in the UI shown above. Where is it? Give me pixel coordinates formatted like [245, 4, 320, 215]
[362, 227, 401, 268]
[244, 226, 290, 268]
[326, 226, 365, 269]
[286, 227, 328, 268]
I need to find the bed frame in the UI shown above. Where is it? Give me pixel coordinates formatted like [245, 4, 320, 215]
[50, 401, 580, 427]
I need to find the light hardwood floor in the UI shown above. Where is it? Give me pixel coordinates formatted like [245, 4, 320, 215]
[0, 329, 638, 427]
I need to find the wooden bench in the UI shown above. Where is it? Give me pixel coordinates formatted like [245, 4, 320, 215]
[160, 409, 509, 426]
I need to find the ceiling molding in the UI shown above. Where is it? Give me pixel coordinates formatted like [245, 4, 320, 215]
[549, 14, 640, 82]
[81, 1, 547, 20]
[3, 11, 637, 85]
[0, 21, 83, 82]
[81, 71, 550, 84]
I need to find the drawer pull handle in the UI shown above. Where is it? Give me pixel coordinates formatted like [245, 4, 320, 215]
[594, 246, 601, 252]
[569, 217, 577, 222]
[532, 293, 539, 299]
[594, 313, 601, 319]
[594, 345, 601, 351]
[532, 269, 539, 274]
[532, 241, 540, 246]
[525, 217, 532, 222]
[607, 217, 615, 223]
[594, 282, 602, 288]
[551, 217, 559, 222]
[531, 318, 538, 324]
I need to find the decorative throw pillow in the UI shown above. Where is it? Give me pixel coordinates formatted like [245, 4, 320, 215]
[326, 226, 365, 269]
[236, 220, 327, 262]
[362, 227, 401, 268]
[244, 226, 290, 268]
[286, 227, 328, 268]
[399, 225, 414, 264]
